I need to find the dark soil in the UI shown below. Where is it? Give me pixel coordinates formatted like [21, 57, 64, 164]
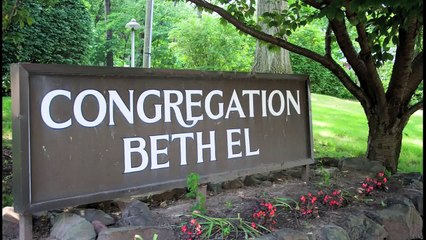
[2, 147, 417, 239]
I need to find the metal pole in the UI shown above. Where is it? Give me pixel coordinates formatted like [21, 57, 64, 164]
[131, 29, 135, 67]
[125, 19, 140, 68]
[143, 0, 154, 68]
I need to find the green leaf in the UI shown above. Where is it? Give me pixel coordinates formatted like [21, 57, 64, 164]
[392, 36, 399, 45]
[337, 10, 345, 21]
[383, 52, 394, 61]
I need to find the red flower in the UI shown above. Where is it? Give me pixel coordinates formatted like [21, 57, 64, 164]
[323, 195, 330, 203]
[181, 225, 188, 233]
[251, 222, 257, 229]
[383, 177, 387, 183]
[378, 172, 384, 177]
[300, 195, 306, 202]
[362, 183, 368, 188]
[190, 219, 197, 225]
[311, 196, 317, 204]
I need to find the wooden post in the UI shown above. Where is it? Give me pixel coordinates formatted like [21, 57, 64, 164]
[196, 184, 207, 210]
[301, 164, 310, 182]
[19, 213, 32, 240]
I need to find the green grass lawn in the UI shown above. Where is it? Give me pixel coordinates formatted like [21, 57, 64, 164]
[311, 93, 423, 173]
[2, 97, 12, 148]
[2, 94, 423, 172]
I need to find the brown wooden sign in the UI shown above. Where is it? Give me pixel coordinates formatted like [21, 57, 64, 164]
[11, 63, 314, 214]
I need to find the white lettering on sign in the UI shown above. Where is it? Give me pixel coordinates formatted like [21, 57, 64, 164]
[41, 90, 72, 129]
[40, 89, 301, 129]
[122, 128, 259, 173]
[40, 88, 302, 174]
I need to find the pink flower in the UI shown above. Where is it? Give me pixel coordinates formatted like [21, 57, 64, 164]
[378, 172, 384, 177]
[300, 195, 306, 202]
[190, 219, 197, 225]
[311, 196, 317, 204]
[383, 177, 387, 183]
[251, 222, 257, 229]
[323, 195, 330, 203]
[196, 225, 202, 235]
[181, 225, 188, 233]
[362, 183, 368, 188]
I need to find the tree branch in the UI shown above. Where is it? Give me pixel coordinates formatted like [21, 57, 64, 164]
[400, 100, 423, 128]
[2, 0, 20, 34]
[407, 101, 423, 117]
[343, 1, 386, 113]
[402, 51, 423, 105]
[329, 19, 368, 81]
[302, 0, 323, 9]
[325, 23, 332, 58]
[386, 16, 420, 102]
[186, 0, 370, 107]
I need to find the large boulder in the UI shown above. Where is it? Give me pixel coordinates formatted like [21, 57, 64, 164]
[97, 226, 175, 240]
[315, 224, 350, 240]
[117, 199, 157, 227]
[2, 207, 19, 240]
[49, 213, 96, 240]
[335, 213, 388, 240]
[366, 200, 423, 240]
[400, 189, 423, 217]
[254, 228, 311, 240]
[72, 208, 115, 226]
[338, 157, 384, 173]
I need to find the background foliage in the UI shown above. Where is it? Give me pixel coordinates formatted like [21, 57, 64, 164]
[2, 0, 423, 102]
[2, 0, 93, 95]
[169, 14, 256, 71]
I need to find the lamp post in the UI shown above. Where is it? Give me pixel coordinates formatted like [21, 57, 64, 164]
[125, 19, 141, 67]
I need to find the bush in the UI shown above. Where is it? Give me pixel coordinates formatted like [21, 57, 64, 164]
[2, 0, 93, 96]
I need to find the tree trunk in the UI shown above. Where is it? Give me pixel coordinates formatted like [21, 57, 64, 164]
[252, 0, 292, 74]
[105, 0, 113, 67]
[366, 113, 404, 174]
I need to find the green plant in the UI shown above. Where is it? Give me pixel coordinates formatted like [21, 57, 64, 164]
[186, 172, 200, 199]
[225, 200, 233, 208]
[192, 212, 269, 239]
[133, 234, 158, 240]
[318, 164, 331, 187]
[192, 192, 206, 214]
[186, 172, 207, 213]
[270, 196, 298, 210]
[2, 194, 13, 207]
